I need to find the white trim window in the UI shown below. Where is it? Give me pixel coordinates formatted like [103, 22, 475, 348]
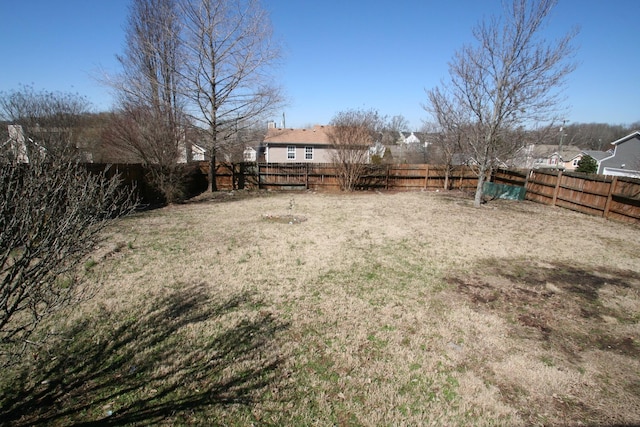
[305, 146, 313, 160]
[287, 145, 295, 160]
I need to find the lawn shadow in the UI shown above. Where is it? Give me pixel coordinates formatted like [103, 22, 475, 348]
[450, 258, 640, 358]
[476, 258, 638, 301]
[0, 284, 289, 426]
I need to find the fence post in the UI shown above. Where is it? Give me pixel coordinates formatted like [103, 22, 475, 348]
[424, 164, 429, 190]
[231, 163, 236, 190]
[385, 164, 390, 190]
[305, 163, 309, 190]
[603, 176, 618, 219]
[552, 170, 563, 206]
[256, 163, 261, 190]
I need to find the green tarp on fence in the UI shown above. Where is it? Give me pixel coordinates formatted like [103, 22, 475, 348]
[483, 181, 526, 200]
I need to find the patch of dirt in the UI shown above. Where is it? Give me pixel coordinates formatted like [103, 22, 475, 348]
[594, 336, 638, 357]
[261, 214, 307, 224]
[448, 257, 640, 424]
[187, 189, 275, 204]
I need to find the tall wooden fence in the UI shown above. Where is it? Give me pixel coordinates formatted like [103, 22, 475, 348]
[493, 168, 640, 224]
[83, 162, 640, 224]
[206, 162, 479, 192]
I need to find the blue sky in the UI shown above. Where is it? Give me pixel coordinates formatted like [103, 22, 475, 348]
[1, 0, 638, 130]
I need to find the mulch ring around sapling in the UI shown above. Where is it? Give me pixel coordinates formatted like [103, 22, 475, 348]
[261, 214, 307, 224]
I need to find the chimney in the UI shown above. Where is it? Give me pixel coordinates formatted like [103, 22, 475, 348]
[267, 120, 276, 129]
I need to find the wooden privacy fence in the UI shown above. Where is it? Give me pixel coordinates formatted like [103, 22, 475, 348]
[82, 162, 640, 224]
[206, 162, 479, 192]
[493, 168, 640, 224]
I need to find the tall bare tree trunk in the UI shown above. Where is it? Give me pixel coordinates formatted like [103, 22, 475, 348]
[474, 165, 487, 207]
[208, 151, 217, 192]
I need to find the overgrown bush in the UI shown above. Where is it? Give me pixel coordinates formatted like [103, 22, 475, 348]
[0, 153, 136, 366]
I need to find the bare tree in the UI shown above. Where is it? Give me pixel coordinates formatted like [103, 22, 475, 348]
[178, 0, 284, 191]
[0, 92, 136, 366]
[425, 0, 577, 206]
[105, 0, 192, 203]
[328, 108, 381, 191]
[423, 88, 472, 190]
[388, 115, 410, 134]
[379, 114, 409, 145]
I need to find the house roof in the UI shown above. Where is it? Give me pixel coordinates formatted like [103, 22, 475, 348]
[559, 146, 583, 161]
[399, 131, 428, 142]
[264, 125, 333, 145]
[611, 130, 640, 146]
[581, 150, 611, 161]
[528, 144, 581, 160]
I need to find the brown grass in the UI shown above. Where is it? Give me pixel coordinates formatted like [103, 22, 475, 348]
[2, 190, 639, 426]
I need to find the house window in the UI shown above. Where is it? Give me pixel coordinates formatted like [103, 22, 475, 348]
[287, 146, 295, 160]
[305, 146, 313, 160]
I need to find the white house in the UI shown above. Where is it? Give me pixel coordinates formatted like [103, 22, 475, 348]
[243, 146, 257, 162]
[177, 140, 206, 163]
[3, 125, 48, 163]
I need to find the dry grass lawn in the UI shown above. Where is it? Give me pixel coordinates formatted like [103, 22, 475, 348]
[2, 190, 639, 426]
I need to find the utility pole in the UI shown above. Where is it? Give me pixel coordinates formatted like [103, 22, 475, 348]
[558, 119, 567, 170]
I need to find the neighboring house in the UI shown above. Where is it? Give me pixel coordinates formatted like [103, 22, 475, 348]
[262, 124, 371, 163]
[4, 125, 29, 163]
[3, 124, 49, 163]
[597, 131, 640, 177]
[243, 146, 257, 162]
[398, 131, 432, 148]
[190, 143, 206, 161]
[513, 144, 582, 170]
[399, 131, 421, 144]
[558, 146, 584, 171]
[177, 140, 206, 163]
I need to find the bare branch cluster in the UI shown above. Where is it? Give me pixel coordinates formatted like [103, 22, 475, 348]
[328, 108, 382, 191]
[0, 154, 136, 366]
[178, 0, 283, 189]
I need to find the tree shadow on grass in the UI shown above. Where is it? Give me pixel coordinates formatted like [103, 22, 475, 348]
[476, 258, 638, 301]
[451, 258, 640, 358]
[0, 285, 289, 426]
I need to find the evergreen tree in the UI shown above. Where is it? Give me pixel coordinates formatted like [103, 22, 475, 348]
[576, 154, 598, 173]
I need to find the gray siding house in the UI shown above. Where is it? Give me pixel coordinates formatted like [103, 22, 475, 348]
[262, 125, 336, 163]
[598, 131, 640, 177]
[261, 124, 371, 164]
